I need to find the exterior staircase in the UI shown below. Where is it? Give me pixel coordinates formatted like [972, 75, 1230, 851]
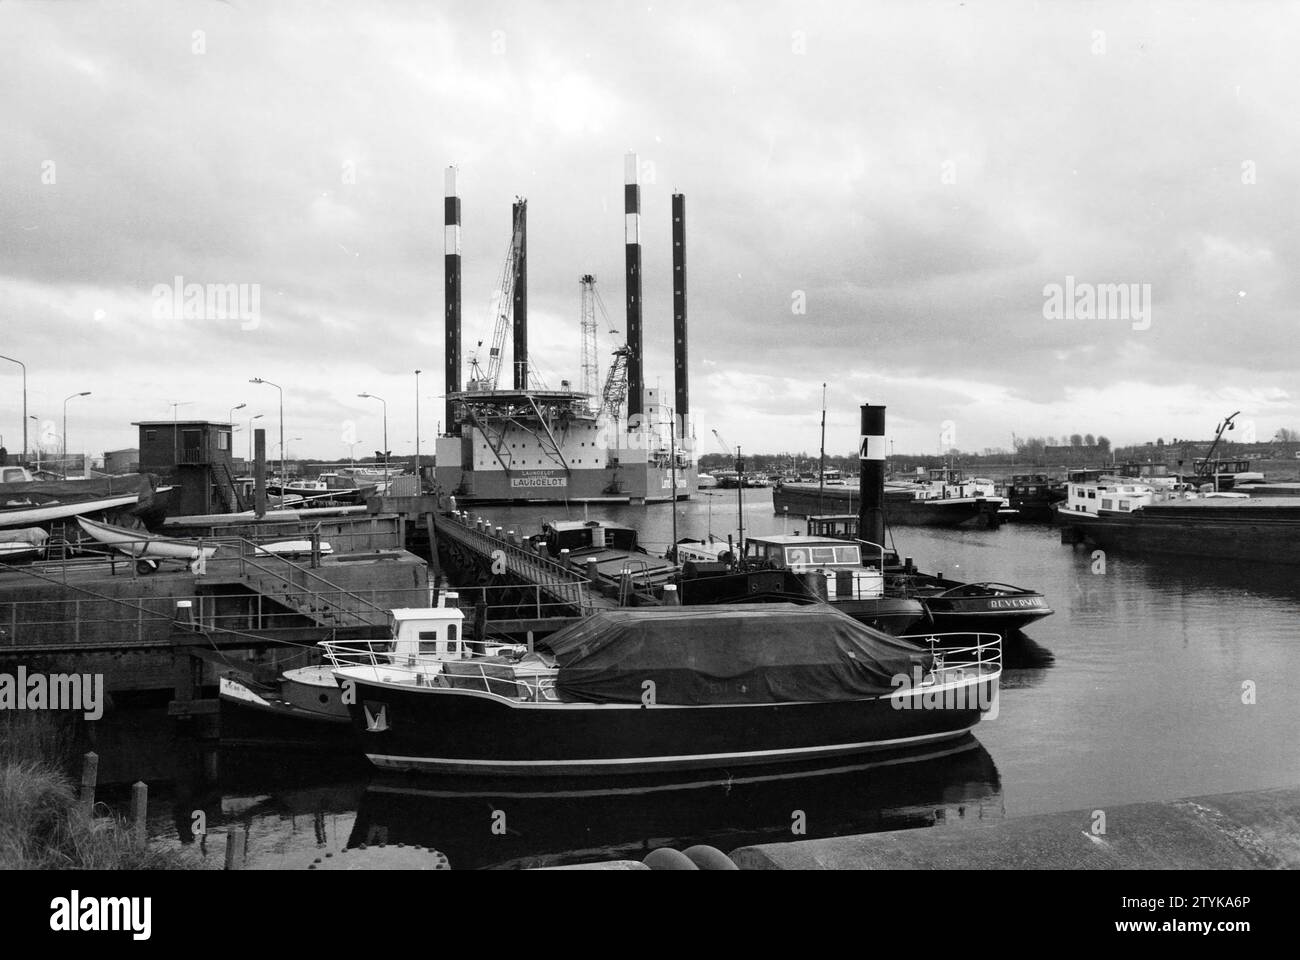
[212, 460, 247, 513]
[199, 539, 392, 629]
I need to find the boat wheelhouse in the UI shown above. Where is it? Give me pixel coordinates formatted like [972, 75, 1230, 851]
[799, 514, 1054, 638]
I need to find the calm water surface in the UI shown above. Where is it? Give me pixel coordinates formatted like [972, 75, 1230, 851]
[95, 492, 1300, 868]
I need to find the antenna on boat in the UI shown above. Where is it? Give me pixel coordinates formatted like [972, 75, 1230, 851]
[818, 383, 827, 515]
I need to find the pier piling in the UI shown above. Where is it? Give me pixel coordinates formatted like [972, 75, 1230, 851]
[130, 781, 148, 844]
[78, 751, 98, 817]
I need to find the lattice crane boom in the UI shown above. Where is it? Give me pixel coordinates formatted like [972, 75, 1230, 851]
[471, 202, 526, 391]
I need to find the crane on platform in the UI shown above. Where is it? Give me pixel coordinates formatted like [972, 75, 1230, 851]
[467, 200, 526, 391]
[600, 346, 631, 421]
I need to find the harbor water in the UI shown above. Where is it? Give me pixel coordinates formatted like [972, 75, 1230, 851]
[92, 493, 1300, 869]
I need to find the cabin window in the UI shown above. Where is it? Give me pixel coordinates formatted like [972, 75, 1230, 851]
[418, 630, 441, 654]
[834, 546, 861, 564]
[1102, 499, 1113, 510]
[1119, 500, 1130, 510]
[785, 548, 808, 566]
[1027, 486, 1038, 495]
[448, 624, 458, 646]
[810, 547, 837, 564]
[1087, 490, 1096, 499]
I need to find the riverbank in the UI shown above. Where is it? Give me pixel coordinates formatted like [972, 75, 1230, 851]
[0, 714, 191, 870]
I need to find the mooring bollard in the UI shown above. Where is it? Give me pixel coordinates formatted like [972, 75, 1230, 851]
[559, 548, 571, 569]
[130, 781, 148, 845]
[225, 826, 248, 871]
[663, 583, 680, 605]
[586, 557, 599, 583]
[79, 751, 99, 818]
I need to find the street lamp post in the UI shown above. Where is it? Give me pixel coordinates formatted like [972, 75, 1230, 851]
[63, 391, 91, 472]
[358, 393, 388, 471]
[250, 378, 285, 481]
[0, 355, 27, 464]
[247, 413, 264, 464]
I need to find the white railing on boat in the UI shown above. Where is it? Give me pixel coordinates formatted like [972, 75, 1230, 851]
[897, 632, 1003, 683]
[319, 637, 561, 702]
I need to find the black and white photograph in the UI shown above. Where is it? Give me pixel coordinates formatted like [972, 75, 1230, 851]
[0, 0, 1294, 922]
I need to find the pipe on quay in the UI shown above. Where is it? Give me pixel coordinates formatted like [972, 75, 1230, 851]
[729, 786, 1300, 870]
[533, 786, 1300, 870]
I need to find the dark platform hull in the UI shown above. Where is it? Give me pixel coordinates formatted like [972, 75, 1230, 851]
[342, 676, 995, 776]
[772, 485, 1001, 527]
[1056, 505, 1300, 565]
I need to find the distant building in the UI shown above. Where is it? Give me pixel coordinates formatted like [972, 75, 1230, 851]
[104, 448, 139, 474]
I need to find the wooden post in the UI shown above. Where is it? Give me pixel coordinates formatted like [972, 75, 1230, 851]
[79, 751, 98, 817]
[224, 826, 247, 870]
[425, 513, 440, 575]
[130, 781, 148, 844]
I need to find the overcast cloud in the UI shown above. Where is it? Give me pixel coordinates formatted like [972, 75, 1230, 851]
[2, 0, 1297, 461]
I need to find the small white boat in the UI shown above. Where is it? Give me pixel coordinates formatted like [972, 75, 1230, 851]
[219, 664, 351, 725]
[0, 493, 141, 529]
[254, 540, 334, 557]
[0, 526, 49, 563]
[76, 516, 218, 568]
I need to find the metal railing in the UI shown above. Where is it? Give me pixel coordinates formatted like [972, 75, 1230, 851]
[898, 631, 1003, 680]
[437, 512, 593, 614]
[0, 580, 426, 648]
[320, 637, 559, 703]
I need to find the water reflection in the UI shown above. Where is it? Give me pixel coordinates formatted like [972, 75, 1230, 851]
[348, 737, 1002, 869]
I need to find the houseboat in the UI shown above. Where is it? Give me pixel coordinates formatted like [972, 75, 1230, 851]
[1056, 472, 1300, 565]
[802, 515, 1053, 638]
[1002, 474, 1067, 523]
[323, 604, 1001, 776]
[738, 533, 927, 634]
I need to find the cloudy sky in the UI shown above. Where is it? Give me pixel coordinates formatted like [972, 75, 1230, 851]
[2, 0, 1297, 463]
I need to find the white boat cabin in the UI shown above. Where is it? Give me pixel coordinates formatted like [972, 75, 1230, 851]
[388, 607, 468, 664]
[743, 534, 884, 600]
[1063, 470, 1249, 516]
[893, 467, 1003, 503]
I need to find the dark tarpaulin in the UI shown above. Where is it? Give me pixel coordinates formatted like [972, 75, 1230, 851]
[543, 603, 933, 705]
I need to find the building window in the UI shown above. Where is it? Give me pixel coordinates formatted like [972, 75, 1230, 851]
[217, 431, 229, 451]
[145, 429, 157, 442]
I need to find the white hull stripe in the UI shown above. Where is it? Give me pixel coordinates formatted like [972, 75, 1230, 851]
[365, 728, 974, 769]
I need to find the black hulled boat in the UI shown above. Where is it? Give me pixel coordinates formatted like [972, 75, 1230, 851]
[324, 604, 1000, 776]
